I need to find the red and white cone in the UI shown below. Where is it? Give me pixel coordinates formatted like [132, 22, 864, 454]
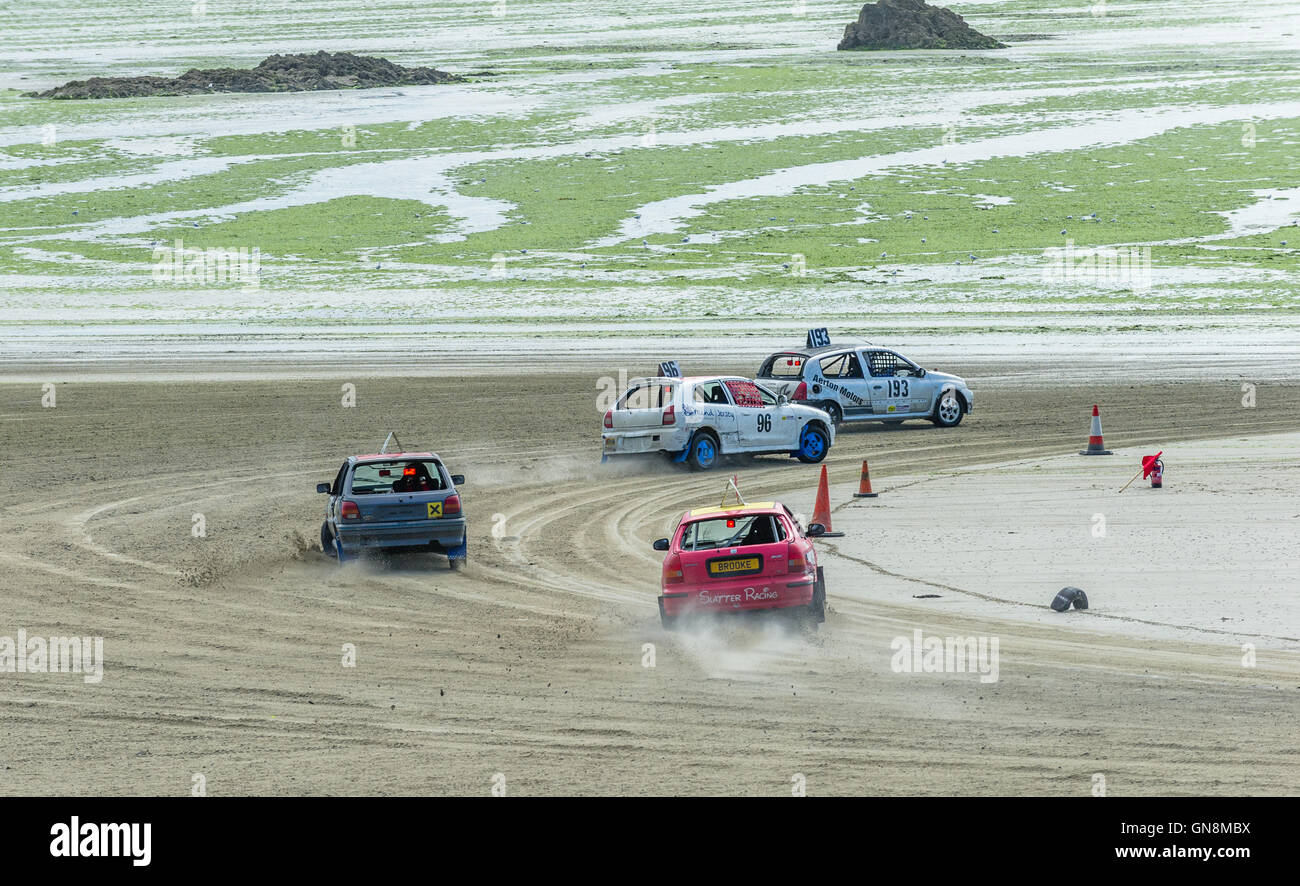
[1079, 404, 1113, 455]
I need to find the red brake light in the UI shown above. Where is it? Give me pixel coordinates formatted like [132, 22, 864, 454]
[341, 501, 360, 520]
[603, 409, 613, 429]
[443, 494, 461, 515]
[787, 541, 807, 572]
[792, 381, 808, 400]
[663, 552, 684, 584]
[662, 404, 676, 425]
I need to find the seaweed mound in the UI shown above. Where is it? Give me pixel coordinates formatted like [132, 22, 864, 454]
[29, 51, 465, 99]
[837, 0, 1006, 51]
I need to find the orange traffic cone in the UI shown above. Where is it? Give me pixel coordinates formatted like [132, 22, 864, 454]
[810, 465, 844, 536]
[1079, 404, 1113, 455]
[852, 460, 878, 498]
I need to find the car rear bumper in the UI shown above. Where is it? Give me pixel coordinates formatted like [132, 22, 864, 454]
[337, 518, 467, 554]
[659, 573, 816, 617]
[602, 428, 690, 457]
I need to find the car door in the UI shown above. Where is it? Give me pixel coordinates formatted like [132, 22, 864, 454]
[815, 350, 871, 419]
[757, 382, 803, 449]
[891, 352, 935, 414]
[725, 379, 780, 451]
[866, 350, 933, 416]
[864, 350, 913, 417]
[689, 378, 742, 449]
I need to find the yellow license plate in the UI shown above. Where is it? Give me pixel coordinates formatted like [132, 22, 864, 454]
[709, 557, 759, 575]
[427, 502, 443, 519]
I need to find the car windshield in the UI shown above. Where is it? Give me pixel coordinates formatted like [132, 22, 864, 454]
[681, 514, 782, 550]
[350, 459, 445, 494]
[760, 353, 807, 378]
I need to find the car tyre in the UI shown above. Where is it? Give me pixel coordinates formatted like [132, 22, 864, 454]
[686, 430, 720, 471]
[320, 521, 336, 557]
[821, 401, 843, 425]
[932, 390, 964, 428]
[795, 423, 830, 464]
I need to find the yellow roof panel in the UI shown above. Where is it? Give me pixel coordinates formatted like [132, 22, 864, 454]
[686, 502, 777, 518]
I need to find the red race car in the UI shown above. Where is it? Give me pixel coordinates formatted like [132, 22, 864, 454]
[654, 501, 827, 630]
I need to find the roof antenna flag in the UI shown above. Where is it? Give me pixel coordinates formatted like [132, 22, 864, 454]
[721, 474, 746, 508]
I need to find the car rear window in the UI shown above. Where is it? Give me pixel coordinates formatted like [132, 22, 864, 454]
[350, 460, 446, 494]
[680, 514, 784, 550]
[760, 353, 807, 378]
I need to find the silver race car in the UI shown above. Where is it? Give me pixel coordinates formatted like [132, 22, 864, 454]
[757, 338, 973, 428]
[602, 375, 834, 470]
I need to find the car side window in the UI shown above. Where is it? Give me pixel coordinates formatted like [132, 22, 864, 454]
[723, 380, 764, 408]
[821, 352, 865, 379]
[693, 381, 728, 404]
[819, 353, 848, 378]
[332, 463, 348, 495]
[867, 350, 907, 378]
[771, 515, 788, 542]
[620, 383, 675, 409]
[756, 385, 778, 407]
[781, 504, 798, 526]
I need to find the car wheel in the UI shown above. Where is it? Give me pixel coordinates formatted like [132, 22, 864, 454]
[320, 521, 336, 557]
[821, 401, 843, 425]
[449, 557, 464, 571]
[932, 390, 964, 427]
[795, 423, 830, 464]
[686, 430, 720, 471]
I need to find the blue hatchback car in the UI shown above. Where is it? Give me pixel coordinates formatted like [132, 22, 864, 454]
[317, 450, 468, 568]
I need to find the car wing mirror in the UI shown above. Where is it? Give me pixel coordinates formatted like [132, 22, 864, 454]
[316, 483, 331, 494]
[778, 393, 789, 405]
[807, 523, 827, 538]
[652, 538, 670, 551]
[451, 474, 465, 485]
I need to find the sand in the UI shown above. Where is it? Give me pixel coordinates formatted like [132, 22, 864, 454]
[0, 360, 1296, 795]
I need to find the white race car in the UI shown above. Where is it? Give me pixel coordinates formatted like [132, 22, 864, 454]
[602, 375, 835, 470]
[757, 341, 973, 428]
